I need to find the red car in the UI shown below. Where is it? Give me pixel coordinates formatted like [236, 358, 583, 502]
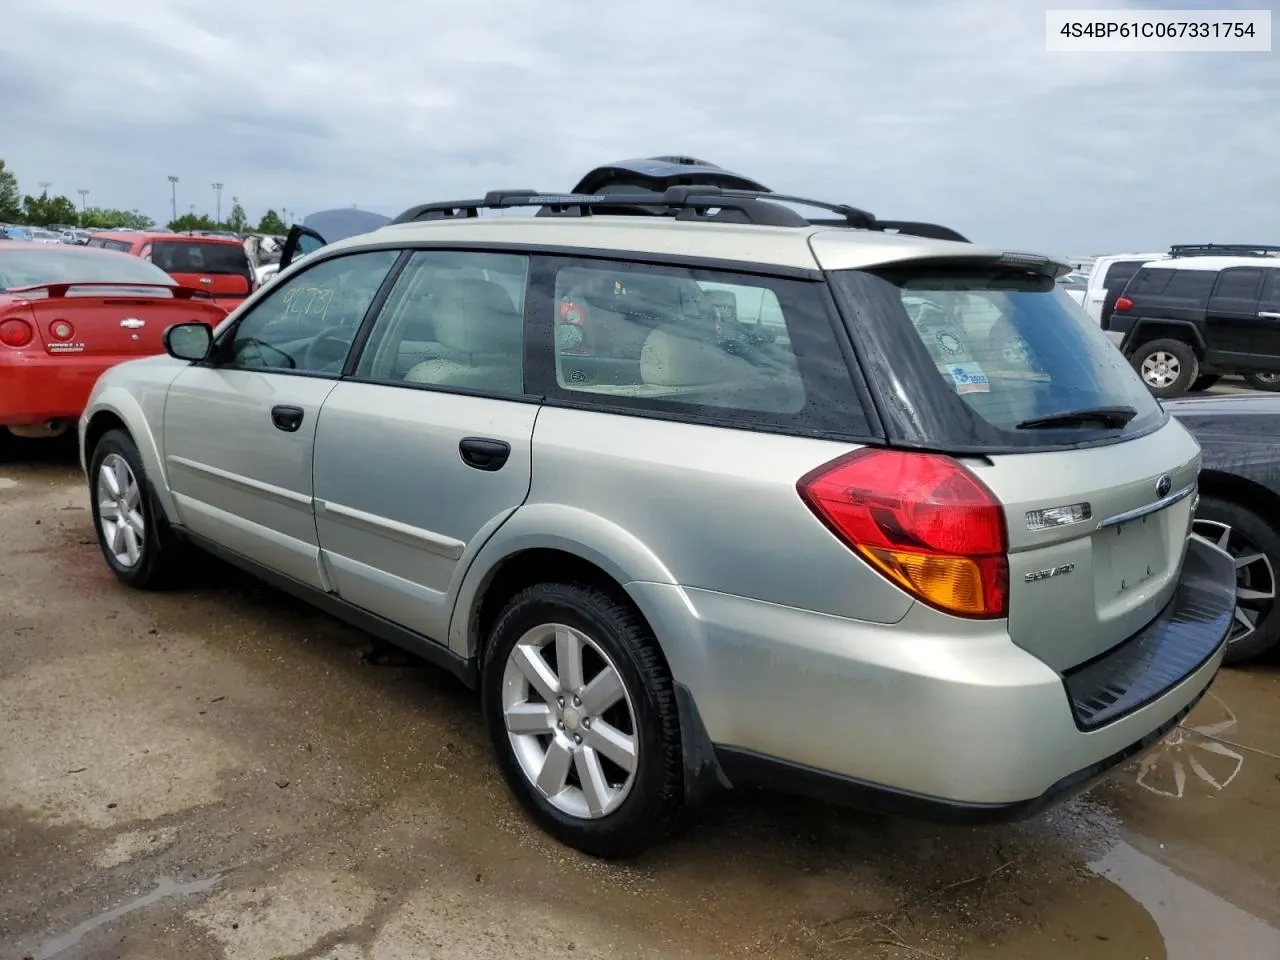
[87, 231, 256, 310]
[0, 242, 228, 444]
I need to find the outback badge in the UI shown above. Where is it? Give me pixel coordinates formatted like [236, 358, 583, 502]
[1025, 562, 1075, 583]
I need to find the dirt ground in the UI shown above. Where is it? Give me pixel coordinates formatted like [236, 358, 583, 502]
[2, 439, 1279, 960]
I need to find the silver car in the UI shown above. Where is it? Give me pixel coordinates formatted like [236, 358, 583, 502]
[78, 188, 1237, 858]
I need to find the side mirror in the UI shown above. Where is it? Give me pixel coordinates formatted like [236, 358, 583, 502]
[163, 322, 213, 362]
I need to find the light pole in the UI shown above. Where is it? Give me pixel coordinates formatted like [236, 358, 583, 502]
[77, 189, 89, 213]
[212, 182, 224, 224]
[167, 176, 179, 223]
[38, 181, 52, 195]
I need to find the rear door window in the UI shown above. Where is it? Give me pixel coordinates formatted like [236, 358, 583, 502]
[1210, 267, 1264, 302]
[831, 265, 1166, 451]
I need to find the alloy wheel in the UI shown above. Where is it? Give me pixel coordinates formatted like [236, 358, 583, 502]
[1141, 351, 1180, 389]
[96, 453, 146, 568]
[501, 623, 639, 819]
[1193, 518, 1276, 645]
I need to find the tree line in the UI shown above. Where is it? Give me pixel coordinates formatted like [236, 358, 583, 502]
[0, 159, 289, 236]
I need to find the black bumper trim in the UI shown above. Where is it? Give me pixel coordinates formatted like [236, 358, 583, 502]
[1061, 536, 1235, 731]
[715, 684, 1209, 824]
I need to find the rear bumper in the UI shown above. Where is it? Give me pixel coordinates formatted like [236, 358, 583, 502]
[0, 353, 106, 426]
[630, 535, 1235, 813]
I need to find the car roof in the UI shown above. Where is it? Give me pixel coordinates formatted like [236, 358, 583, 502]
[90, 231, 243, 245]
[1142, 256, 1280, 272]
[325, 214, 1041, 274]
[1094, 252, 1166, 265]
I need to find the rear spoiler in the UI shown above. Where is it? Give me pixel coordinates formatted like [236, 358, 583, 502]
[2, 281, 216, 300]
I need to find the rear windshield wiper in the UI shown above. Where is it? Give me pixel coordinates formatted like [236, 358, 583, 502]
[1016, 405, 1137, 430]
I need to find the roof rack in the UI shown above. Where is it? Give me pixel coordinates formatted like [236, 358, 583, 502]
[389, 186, 969, 243]
[1169, 243, 1280, 258]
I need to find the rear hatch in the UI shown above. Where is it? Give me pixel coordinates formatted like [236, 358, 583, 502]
[825, 255, 1199, 671]
[148, 239, 253, 301]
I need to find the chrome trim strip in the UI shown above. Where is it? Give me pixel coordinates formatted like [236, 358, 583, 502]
[166, 455, 313, 508]
[315, 499, 465, 560]
[1098, 481, 1197, 529]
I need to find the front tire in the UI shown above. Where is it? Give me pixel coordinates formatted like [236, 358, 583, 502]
[89, 429, 186, 589]
[1131, 338, 1198, 399]
[481, 581, 684, 858]
[1193, 496, 1279, 664]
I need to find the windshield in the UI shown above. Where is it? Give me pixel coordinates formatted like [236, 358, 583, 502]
[831, 265, 1166, 450]
[0, 246, 176, 291]
[150, 240, 250, 276]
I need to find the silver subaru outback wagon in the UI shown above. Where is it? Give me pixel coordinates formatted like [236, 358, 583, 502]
[79, 187, 1237, 858]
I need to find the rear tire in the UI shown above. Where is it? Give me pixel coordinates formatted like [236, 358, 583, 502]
[1243, 372, 1280, 392]
[481, 581, 684, 858]
[1193, 496, 1279, 664]
[1130, 339, 1198, 399]
[1189, 374, 1221, 392]
[88, 429, 188, 590]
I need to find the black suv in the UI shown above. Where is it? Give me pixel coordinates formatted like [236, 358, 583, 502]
[1110, 253, 1280, 398]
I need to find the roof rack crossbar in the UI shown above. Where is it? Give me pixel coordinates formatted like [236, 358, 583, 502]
[388, 186, 969, 242]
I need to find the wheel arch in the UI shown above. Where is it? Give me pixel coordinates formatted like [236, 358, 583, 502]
[451, 512, 730, 806]
[1198, 469, 1280, 530]
[1123, 321, 1207, 357]
[82, 391, 176, 522]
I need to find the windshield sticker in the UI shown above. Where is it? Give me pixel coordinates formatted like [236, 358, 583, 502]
[946, 362, 990, 394]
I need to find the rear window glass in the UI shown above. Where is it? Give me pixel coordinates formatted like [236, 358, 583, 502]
[0, 247, 176, 291]
[88, 237, 133, 252]
[835, 266, 1164, 444]
[1103, 261, 1143, 288]
[151, 241, 250, 276]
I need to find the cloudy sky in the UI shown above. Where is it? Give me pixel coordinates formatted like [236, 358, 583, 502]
[2, 0, 1276, 254]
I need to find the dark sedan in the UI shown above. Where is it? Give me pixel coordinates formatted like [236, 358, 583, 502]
[1169, 394, 1280, 663]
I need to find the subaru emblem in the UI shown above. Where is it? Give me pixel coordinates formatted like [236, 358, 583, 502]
[1156, 475, 1172, 498]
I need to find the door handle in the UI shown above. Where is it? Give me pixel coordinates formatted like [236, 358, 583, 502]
[458, 437, 510, 471]
[1258, 311, 1280, 319]
[271, 405, 305, 432]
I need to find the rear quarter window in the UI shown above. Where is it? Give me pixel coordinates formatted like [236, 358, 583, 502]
[531, 257, 873, 439]
[1162, 270, 1216, 302]
[831, 265, 1166, 451]
[1125, 268, 1173, 297]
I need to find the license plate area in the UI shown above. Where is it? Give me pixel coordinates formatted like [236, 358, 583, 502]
[1094, 511, 1169, 606]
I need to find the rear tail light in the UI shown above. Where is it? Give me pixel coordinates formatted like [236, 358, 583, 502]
[557, 298, 589, 353]
[798, 449, 1009, 619]
[1114, 296, 1133, 311]
[0, 317, 34, 348]
[50, 320, 75, 341]
[559, 299, 586, 325]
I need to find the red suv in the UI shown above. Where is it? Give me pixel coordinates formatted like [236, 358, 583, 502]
[87, 232, 255, 310]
